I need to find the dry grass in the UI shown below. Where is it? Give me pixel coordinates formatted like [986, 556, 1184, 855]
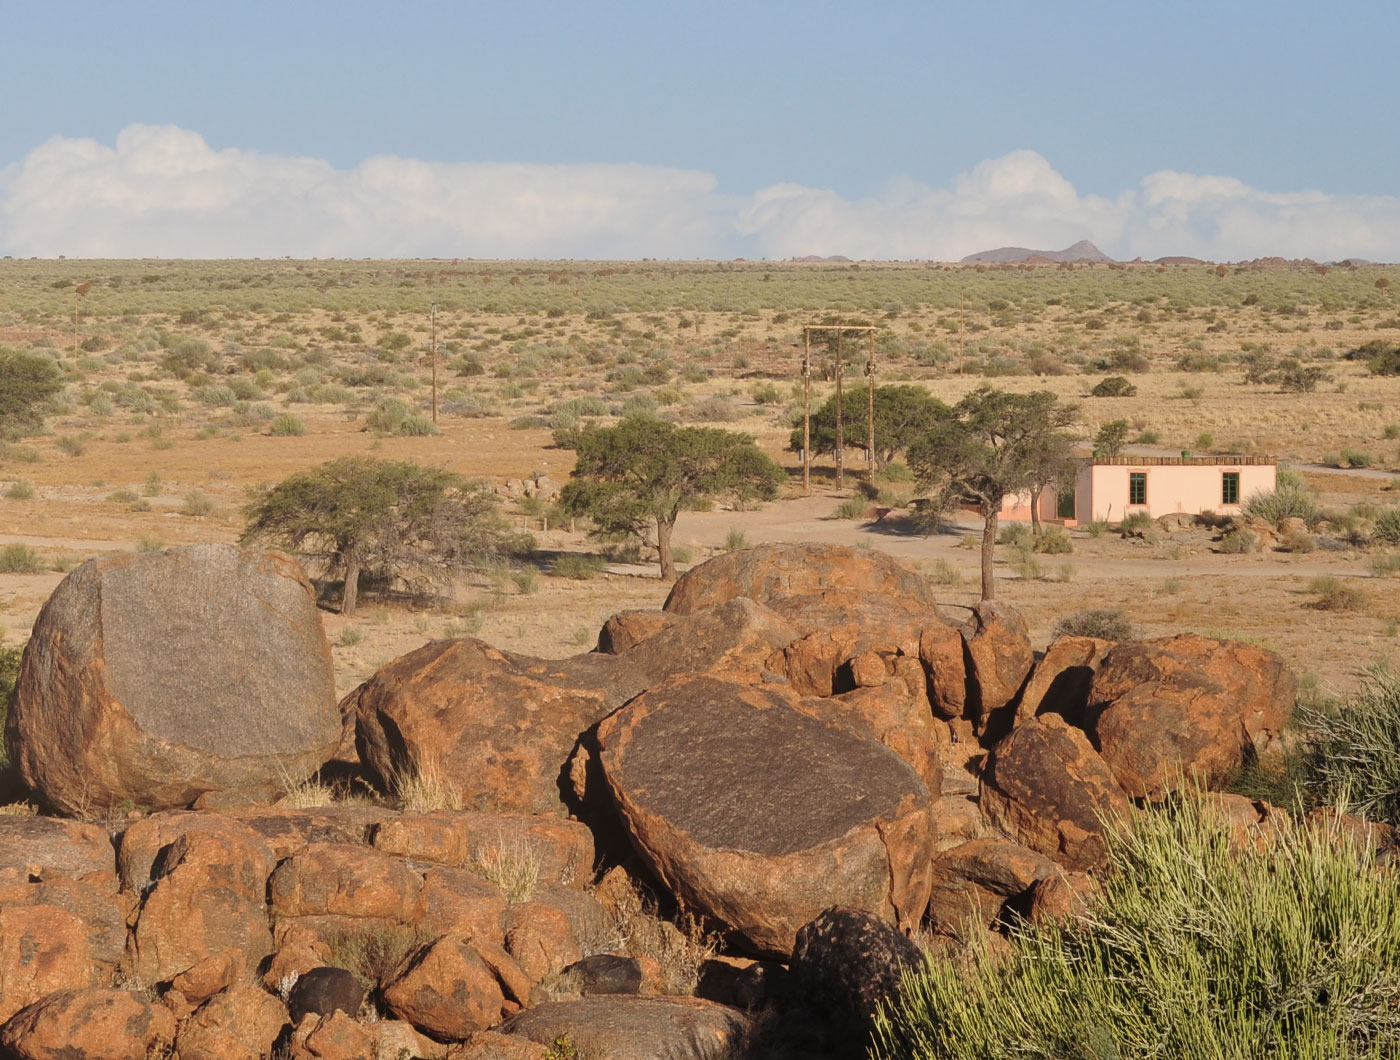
[391, 753, 463, 813]
[470, 833, 541, 904]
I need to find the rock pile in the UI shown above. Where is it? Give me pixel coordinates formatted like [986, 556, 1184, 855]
[0, 542, 1301, 1058]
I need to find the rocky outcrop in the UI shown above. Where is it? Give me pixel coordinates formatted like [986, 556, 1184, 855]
[499, 996, 748, 1060]
[790, 907, 924, 1040]
[6, 545, 339, 815]
[962, 601, 1035, 741]
[0, 988, 177, 1060]
[596, 675, 935, 956]
[925, 838, 1060, 938]
[1014, 635, 1113, 728]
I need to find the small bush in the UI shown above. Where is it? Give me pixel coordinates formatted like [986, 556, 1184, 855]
[392, 753, 463, 813]
[4, 480, 35, 500]
[1373, 508, 1400, 545]
[1118, 510, 1154, 534]
[471, 835, 541, 904]
[0, 544, 42, 574]
[1300, 667, 1400, 826]
[1218, 527, 1260, 553]
[927, 558, 961, 586]
[180, 489, 214, 517]
[1243, 473, 1321, 527]
[267, 413, 306, 437]
[1085, 519, 1109, 538]
[1370, 553, 1400, 577]
[1054, 608, 1134, 641]
[723, 526, 749, 552]
[551, 554, 606, 580]
[1089, 375, 1137, 397]
[832, 496, 870, 520]
[325, 923, 428, 992]
[1034, 525, 1073, 554]
[997, 522, 1034, 549]
[1308, 575, 1365, 611]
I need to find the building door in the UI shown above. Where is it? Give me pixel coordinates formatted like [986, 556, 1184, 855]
[1057, 490, 1076, 519]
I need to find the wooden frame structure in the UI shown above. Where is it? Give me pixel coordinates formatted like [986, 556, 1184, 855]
[801, 324, 878, 493]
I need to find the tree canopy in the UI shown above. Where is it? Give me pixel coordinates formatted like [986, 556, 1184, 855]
[241, 456, 526, 614]
[0, 350, 62, 437]
[789, 384, 947, 470]
[560, 415, 784, 579]
[908, 387, 1079, 600]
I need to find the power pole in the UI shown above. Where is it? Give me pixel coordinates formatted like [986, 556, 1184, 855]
[834, 329, 844, 490]
[866, 330, 876, 477]
[429, 303, 439, 424]
[802, 327, 812, 496]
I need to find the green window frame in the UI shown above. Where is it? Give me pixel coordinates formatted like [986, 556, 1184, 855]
[1222, 471, 1240, 506]
[1128, 472, 1147, 506]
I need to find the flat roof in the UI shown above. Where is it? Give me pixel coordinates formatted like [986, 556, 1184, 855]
[1088, 454, 1274, 467]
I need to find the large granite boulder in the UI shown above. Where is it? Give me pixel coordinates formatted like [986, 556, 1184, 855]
[0, 988, 177, 1060]
[499, 996, 748, 1060]
[351, 598, 796, 814]
[1013, 635, 1113, 729]
[596, 675, 935, 956]
[961, 601, 1034, 741]
[663, 542, 938, 633]
[6, 544, 339, 816]
[979, 715, 1130, 872]
[1087, 635, 1298, 800]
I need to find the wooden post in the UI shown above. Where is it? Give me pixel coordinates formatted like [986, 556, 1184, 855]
[866, 331, 876, 476]
[430, 303, 439, 424]
[802, 327, 811, 496]
[958, 293, 965, 375]
[834, 329, 844, 490]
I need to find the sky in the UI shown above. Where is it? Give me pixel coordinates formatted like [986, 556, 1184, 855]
[1, 0, 1397, 261]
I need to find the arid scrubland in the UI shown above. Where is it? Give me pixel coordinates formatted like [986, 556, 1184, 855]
[1, 258, 1398, 694]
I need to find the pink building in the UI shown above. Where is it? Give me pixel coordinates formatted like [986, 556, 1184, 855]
[999, 455, 1277, 525]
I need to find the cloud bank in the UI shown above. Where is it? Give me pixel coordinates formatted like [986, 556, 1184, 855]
[2, 125, 1398, 262]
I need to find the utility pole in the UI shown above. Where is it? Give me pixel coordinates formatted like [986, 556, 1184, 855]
[73, 283, 90, 354]
[866, 330, 876, 476]
[802, 327, 812, 496]
[429, 303, 439, 424]
[834, 329, 844, 490]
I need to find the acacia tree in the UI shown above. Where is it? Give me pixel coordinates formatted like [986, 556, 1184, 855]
[790, 385, 947, 471]
[908, 387, 1079, 601]
[560, 415, 784, 579]
[241, 456, 526, 614]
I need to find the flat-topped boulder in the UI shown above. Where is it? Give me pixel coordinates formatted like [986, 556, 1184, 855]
[596, 675, 935, 956]
[499, 996, 748, 1060]
[663, 542, 938, 632]
[350, 598, 796, 814]
[5, 544, 339, 816]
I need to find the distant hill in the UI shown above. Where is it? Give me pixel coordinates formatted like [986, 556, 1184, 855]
[790, 255, 852, 263]
[1153, 256, 1205, 265]
[961, 239, 1112, 265]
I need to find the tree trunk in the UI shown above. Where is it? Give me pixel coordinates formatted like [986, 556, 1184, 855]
[980, 511, 998, 602]
[341, 554, 360, 615]
[657, 517, 677, 581]
[1030, 484, 1043, 537]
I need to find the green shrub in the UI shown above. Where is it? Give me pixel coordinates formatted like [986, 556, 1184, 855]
[180, 490, 214, 517]
[1300, 667, 1400, 826]
[874, 796, 1400, 1060]
[832, 496, 870, 520]
[1218, 527, 1260, 553]
[1053, 608, 1133, 641]
[551, 554, 605, 580]
[1242, 472, 1320, 526]
[4, 480, 35, 501]
[1307, 575, 1365, 611]
[267, 413, 306, 437]
[1033, 525, 1073, 554]
[997, 522, 1034, 549]
[723, 526, 749, 552]
[1118, 510, 1154, 534]
[0, 642, 21, 756]
[0, 544, 41, 574]
[1089, 375, 1136, 397]
[1374, 508, 1400, 545]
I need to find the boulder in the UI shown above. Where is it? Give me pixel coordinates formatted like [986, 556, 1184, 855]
[288, 1009, 373, 1060]
[370, 811, 593, 889]
[381, 936, 518, 1040]
[499, 997, 747, 1060]
[1027, 870, 1098, 924]
[0, 988, 177, 1060]
[596, 675, 935, 956]
[790, 907, 924, 1040]
[979, 715, 1131, 872]
[1087, 635, 1298, 800]
[1013, 636, 1113, 729]
[351, 598, 796, 814]
[268, 842, 423, 923]
[0, 870, 129, 972]
[173, 984, 289, 1060]
[925, 838, 1059, 938]
[920, 624, 969, 718]
[0, 905, 99, 1024]
[127, 828, 274, 988]
[559, 954, 644, 996]
[116, 811, 276, 893]
[5, 545, 340, 815]
[230, 806, 393, 861]
[595, 611, 678, 654]
[503, 903, 582, 985]
[0, 816, 113, 880]
[416, 866, 508, 941]
[961, 601, 1034, 741]
[663, 542, 937, 632]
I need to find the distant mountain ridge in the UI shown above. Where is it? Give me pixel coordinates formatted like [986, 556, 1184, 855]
[961, 240, 1113, 264]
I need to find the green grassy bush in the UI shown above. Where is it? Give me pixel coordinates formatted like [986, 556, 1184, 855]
[1375, 508, 1400, 546]
[0, 544, 42, 574]
[1053, 608, 1133, 641]
[1299, 667, 1400, 827]
[873, 796, 1400, 1060]
[1242, 468, 1321, 527]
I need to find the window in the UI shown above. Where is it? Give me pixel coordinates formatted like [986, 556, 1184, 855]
[1222, 471, 1240, 505]
[1128, 472, 1147, 506]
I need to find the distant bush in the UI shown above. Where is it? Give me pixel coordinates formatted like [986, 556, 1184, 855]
[681, 395, 739, 422]
[1118, 511, 1154, 534]
[5, 480, 35, 501]
[1090, 375, 1137, 397]
[267, 413, 306, 437]
[874, 796, 1400, 1060]
[1308, 575, 1365, 611]
[0, 543, 42, 573]
[551, 554, 606, 580]
[1375, 508, 1400, 545]
[1034, 525, 1074, 554]
[1053, 608, 1133, 641]
[1347, 339, 1400, 376]
[1218, 527, 1260, 553]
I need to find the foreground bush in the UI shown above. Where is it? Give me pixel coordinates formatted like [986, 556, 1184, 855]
[1300, 666, 1400, 827]
[873, 796, 1400, 1060]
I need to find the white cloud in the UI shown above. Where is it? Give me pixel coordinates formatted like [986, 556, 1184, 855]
[2, 125, 1398, 262]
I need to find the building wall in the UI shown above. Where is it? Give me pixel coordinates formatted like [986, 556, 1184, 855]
[1084, 462, 1275, 522]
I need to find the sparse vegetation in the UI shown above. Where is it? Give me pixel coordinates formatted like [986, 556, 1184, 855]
[1053, 608, 1134, 641]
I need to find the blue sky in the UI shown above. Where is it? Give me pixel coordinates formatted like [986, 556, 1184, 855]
[2, 0, 1397, 260]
